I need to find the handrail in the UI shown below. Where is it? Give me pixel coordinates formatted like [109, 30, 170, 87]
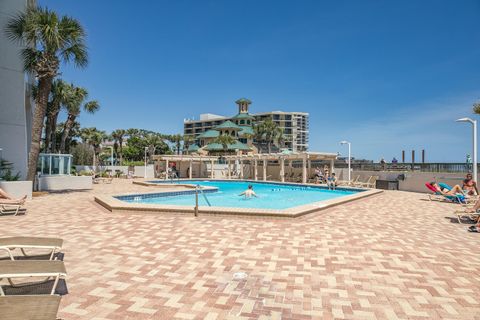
[196, 184, 211, 206]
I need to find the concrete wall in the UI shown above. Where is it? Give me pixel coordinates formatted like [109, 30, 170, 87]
[38, 176, 92, 191]
[0, 0, 31, 179]
[351, 170, 467, 193]
[76, 165, 129, 175]
[134, 165, 155, 179]
[0, 180, 32, 199]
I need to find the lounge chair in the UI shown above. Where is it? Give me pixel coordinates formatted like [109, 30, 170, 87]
[0, 237, 63, 261]
[0, 260, 68, 296]
[354, 176, 378, 188]
[284, 172, 295, 181]
[425, 183, 465, 204]
[337, 175, 360, 186]
[0, 203, 26, 216]
[454, 209, 480, 224]
[0, 295, 61, 320]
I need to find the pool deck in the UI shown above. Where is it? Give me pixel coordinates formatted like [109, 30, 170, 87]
[1, 178, 480, 319]
[96, 180, 382, 217]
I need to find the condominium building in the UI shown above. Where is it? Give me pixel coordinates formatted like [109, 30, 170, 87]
[183, 99, 309, 152]
[0, 0, 34, 179]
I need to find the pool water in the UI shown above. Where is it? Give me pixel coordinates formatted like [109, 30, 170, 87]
[123, 180, 360, 210]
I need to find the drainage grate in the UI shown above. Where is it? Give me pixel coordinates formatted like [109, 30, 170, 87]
[232, 272, 248, 280]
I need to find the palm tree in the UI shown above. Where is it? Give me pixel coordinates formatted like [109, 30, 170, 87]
[183, 135, 194, 153]
[45, 79, 69, 152]
[215, 134, 235, 154]
[80, 128, 106, 168]
[474, 102, 480, 114]
[111, 129, 126, 165]
[5, 6, 88, 180]
[60, 85, 100, 153]
[168, 134, 183, 155]
[261, 119, 282, 153]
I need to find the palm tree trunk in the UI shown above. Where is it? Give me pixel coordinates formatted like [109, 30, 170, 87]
[27, 76, 53, 181]
[59, 114, 76, 153]
[44, 116, 52, 153]
[49, 111, 60, 152]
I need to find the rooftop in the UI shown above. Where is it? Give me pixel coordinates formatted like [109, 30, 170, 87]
[3, 180, 479, 319]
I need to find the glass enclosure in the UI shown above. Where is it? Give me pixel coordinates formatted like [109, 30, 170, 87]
[38, 154, 72, 175]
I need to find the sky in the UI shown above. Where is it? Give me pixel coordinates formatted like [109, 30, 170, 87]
[40, 0, 480, 162]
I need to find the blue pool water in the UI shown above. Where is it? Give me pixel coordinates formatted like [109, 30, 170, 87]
[120, 180, 362, 210]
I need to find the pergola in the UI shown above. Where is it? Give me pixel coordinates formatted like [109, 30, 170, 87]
[222, 152, 337, 183]
[153, 152, 338, 182]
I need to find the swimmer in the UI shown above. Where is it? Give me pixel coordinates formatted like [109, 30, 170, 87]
[239, 185, 258, 198]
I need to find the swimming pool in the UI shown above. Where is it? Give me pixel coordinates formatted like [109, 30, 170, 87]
[117, 180, 363, 210]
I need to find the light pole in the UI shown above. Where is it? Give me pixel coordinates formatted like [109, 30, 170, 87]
[340, 140, 351, 182]
[456, 117, 477, 183]
[107, 146, 114, 177]
[144, 147, 148, 179]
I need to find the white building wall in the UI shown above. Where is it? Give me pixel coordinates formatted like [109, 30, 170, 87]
[0, 0, 31, 179]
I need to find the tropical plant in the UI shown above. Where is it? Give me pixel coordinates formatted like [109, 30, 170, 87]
[45, 79, 69, 152]
[0, 159, 21, 181]
[253, 119, 283, 153]
[215, 134, 235, 154]
[60, 84, 100, 153]
[5, 5, 88, 180]
[79, 127, 106, 167]
[183, 135, 194, 152]
[111, 129, 126, 165]
[167, 134, 183, 154]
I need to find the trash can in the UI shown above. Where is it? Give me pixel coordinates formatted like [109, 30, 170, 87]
[375, 180, 399, 190]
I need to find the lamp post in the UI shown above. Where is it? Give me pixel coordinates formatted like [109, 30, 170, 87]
[340, 140, 351, 182]
[107, 146, 114, 177]
[144, 147, 148, 179]
[456, 117, 477, 183]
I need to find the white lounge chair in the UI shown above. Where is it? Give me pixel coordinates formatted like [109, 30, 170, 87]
[0, 295, 61, 320]
[0, 237, 63, 261]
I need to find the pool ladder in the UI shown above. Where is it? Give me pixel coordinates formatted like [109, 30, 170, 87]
[194, 184, 211, 216]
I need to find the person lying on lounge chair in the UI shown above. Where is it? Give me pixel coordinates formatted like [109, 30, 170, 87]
[0, 188, 26, 204]
[430, 182, 465, 197]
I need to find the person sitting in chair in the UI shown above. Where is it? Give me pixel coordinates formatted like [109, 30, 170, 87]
[462, 173, 478, 196]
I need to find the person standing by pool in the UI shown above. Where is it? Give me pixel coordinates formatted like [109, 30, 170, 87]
[239, 185, 258, 198]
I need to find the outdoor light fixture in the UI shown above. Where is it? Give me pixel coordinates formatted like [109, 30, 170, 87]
[340, 140, 351, 182]
[456, 117, 477, 183]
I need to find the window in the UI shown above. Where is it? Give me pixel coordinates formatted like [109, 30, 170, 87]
[240, 120, 245, 125]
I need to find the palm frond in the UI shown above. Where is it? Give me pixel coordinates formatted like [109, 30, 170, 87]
[83, 100, 100, 113]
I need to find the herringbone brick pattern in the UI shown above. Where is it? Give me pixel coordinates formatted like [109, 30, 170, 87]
[1, 179, 479, 319]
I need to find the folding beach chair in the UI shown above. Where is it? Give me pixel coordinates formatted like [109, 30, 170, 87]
[0, 260, 68, 296]
[0, 295, 61, 320]
[425, 183, 465, 204]
[0, 203, 26, 216]
[0, 237, 64, 261]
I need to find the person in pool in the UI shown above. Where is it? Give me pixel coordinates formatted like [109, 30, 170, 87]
[239, 185, 258, 198]
[462, 173, 478, 196]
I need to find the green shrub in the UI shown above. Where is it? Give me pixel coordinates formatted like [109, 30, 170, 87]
[78, 170, 94, 176]
[0, 158, 21, 181]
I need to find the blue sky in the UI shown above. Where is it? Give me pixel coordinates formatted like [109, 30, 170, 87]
[40, 0, 480, 162]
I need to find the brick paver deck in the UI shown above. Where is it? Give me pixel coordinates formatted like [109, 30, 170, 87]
[1, 179, 479, 319]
